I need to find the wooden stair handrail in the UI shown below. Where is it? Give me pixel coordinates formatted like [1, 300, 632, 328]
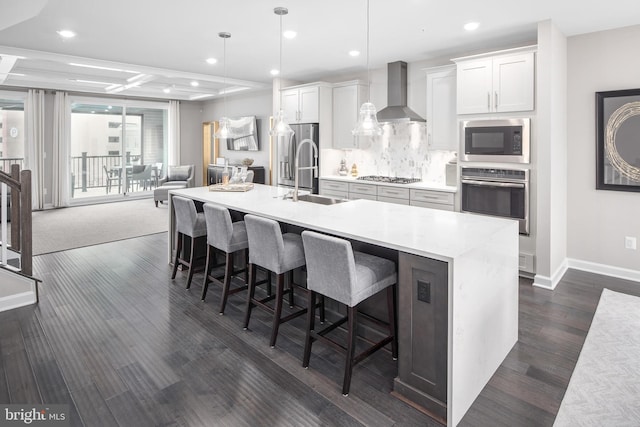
[0, 164, 32, 276]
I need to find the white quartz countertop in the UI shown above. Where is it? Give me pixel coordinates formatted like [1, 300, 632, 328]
[320, 175, 458, 193]
[171, 184, 516, 260]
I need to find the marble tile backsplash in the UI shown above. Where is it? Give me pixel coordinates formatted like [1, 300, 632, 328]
[323, 122, 457, 184]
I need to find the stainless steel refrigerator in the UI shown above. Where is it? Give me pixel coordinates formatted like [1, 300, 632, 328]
[277, 123, 319, 194]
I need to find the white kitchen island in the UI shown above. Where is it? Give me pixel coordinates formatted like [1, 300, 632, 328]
[168, 184, 518, 426]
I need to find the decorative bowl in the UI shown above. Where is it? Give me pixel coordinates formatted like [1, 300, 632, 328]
[242, 158, 254, 166]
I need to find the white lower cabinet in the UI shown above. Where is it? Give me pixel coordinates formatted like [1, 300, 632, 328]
[320, 179, 456, 210]
[319, 180, 348, 198]
[377, 186, 410, 205]
[410, 189, 454, 211]
[348, 182, 377, 200]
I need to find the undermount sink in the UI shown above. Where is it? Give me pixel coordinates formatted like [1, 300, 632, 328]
[297, 194, 348, 205]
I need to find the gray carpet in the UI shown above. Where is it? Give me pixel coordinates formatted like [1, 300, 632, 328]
[554, 289, 640, 426]
[29, 198, 169, 255]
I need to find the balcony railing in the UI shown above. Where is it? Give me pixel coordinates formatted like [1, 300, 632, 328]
[0, 158, 25, 173]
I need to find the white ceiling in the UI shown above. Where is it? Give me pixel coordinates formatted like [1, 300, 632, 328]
[1, 0, 639, 101]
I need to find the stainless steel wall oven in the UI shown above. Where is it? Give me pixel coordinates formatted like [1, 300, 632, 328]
[461, 167, 529, 235]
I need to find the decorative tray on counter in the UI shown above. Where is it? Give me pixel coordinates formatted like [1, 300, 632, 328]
[208, 183, 254, 192]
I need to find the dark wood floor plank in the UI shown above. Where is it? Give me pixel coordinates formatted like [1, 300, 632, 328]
[0, 232, 632, 426]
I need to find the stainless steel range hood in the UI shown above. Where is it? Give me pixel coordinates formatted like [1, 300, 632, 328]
[376, 61, 425, 123]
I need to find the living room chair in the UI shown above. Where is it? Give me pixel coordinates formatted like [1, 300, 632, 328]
[154, 165, 195, 207]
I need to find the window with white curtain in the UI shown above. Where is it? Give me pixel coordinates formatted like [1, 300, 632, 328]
[0, 92, 26, 174]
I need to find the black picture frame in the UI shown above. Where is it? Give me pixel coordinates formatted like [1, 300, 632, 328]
[596, 88, 640, 192]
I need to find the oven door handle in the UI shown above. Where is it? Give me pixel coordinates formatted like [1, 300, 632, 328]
[461, 179, 525, 189]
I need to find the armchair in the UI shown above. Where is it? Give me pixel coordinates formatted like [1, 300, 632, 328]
[154, 165, 196, 207]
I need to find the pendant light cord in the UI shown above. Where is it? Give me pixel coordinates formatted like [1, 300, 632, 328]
[279, 13, 283, 80]
[366, 0, 371, 103]
[223, 35, 227, 116]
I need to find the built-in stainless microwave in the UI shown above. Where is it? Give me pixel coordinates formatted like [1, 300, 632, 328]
[461, 118, 530, 164]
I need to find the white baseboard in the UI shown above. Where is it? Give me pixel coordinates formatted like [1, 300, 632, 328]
[567, 258, 640, 284]
[0, 291, 37, 312]
[533, 259, 569, 290]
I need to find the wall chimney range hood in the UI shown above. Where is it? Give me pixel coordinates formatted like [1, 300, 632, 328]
[376, 61, 425, 123]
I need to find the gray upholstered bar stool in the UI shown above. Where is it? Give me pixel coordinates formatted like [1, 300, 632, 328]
[301, 230, 398, 396]
[243, 214, 316, 347]
[202, 203, 249, 314]
[171, 195, 207, 289]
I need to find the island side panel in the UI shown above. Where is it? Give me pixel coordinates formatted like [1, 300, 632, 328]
[394, 253, 449, 424]
[450, 221, 519, 426]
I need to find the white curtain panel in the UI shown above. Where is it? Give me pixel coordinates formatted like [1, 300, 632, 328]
[25, 89, 45, 209]
[168, 100, 181, 166]
[52, 91, 71, 207]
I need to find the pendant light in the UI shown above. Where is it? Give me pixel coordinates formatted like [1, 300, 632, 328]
[269, 7, 294, 138]
[352, 0, 383, 137]
[215, 32, 235, 139]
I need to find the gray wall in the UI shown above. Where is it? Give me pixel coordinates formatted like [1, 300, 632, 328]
[178, 101, 205, 186]
[201, 90, 273, 184]
[567, 24, 640, 272]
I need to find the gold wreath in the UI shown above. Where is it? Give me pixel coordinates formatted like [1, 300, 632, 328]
[605, 101, 640, 182]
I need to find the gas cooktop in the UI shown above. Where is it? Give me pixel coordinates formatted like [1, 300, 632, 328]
[357, 175, 421, 184]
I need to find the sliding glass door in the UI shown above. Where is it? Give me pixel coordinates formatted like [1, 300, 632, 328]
[69, 97, 168, 203]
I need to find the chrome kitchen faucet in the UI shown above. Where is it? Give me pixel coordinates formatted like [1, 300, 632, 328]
[293, 138, 319, 202]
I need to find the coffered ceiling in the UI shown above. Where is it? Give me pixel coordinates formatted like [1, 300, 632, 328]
[1, 0, 639, 101]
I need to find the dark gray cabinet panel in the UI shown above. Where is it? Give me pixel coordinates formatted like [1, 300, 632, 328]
[394, 252, 448, 423]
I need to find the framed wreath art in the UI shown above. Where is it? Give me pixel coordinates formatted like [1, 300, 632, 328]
[596, 88, 640, 192]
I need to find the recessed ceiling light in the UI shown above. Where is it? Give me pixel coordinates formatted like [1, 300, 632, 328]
[283, 30, 297, 39]
[270, 69, 280, 76]
[464, 22, 480, 31]
[163, 88, 171, 94]
[349, 50, 361, 57]
[206, 58, 217, 65]
[57, 29, 76, 38]
[190, 81, 199, 87]
[107, 106, 112, 109]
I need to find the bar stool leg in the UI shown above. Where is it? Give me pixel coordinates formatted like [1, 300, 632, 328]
[302, 291, 317, 368]
[343, 306, 358, 396]
[270, 273, 286, 347]
[171, 232, 183, 279]
[201, 245, 213, 301]
[218, 252, 234, 314]
[243, 263, 257, 330]
[388, 284, 398, 360]
[320, 296, 325, 324]
[288, 270, 295, 308]
[186, 237, 197, 289]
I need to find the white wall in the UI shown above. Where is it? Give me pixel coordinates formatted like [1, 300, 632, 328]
[534, 20, 568, 288]
[567, 24, 640, 275]
[201, 90, 273, 183]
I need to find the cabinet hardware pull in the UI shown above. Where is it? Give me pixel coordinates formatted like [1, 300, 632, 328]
[495, 91, 498, 109]
[487, 92, 491, 110]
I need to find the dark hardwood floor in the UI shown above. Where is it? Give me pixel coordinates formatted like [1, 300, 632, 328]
[1, 233, 639, 426]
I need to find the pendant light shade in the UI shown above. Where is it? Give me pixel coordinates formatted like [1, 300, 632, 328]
[215, 32, 236, 139]
[352, 0, 382, 138]
[269, 7, 294, 138]
[353, 102, 383, 136]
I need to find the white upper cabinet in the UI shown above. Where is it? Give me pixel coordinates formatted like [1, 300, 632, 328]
[454, 48, 535, 115]
[332, 81, 368, 149]
[282, 85, 319, 123]
[425, 65, 457, 151]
